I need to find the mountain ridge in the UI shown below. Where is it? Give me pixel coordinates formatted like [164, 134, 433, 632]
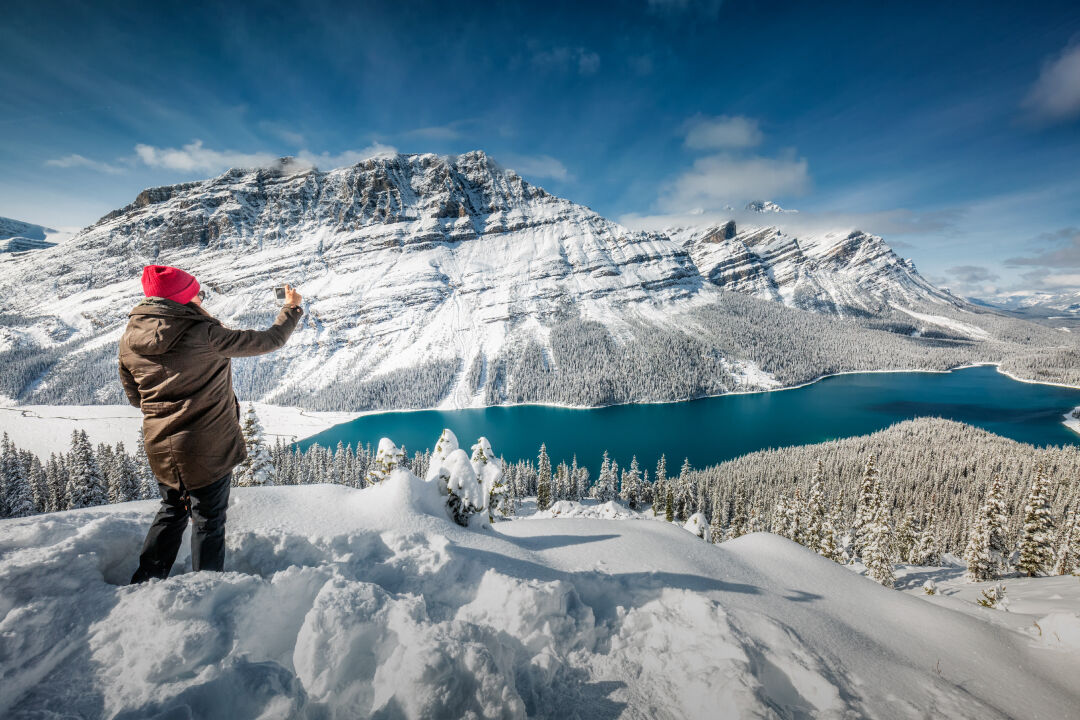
[1, 150, 1073, 409]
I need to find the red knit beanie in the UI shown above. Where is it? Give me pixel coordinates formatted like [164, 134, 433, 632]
[141, 265, 201, 304]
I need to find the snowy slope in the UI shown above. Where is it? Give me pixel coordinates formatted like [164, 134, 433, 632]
[1, 476, 1077, 719]
[0, 402, 360, 457]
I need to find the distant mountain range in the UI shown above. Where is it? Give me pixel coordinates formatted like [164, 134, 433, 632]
[1, 151, 1073, 409]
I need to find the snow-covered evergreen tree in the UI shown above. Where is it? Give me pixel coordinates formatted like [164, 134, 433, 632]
[235, 406, 276, 487]
[675, 458, 693, 522]
[1017, 465, 1054, 577]
[1052, 508, 1080, 576]
[914, 509, 941, 566]
[1, 433, 35, 518]
[819, 494, 843, 561]
[366, 438, 404, 485]
[664, 486, 675, 522]
[964, 476, 1010, 580]
[727, 481, 749, 539]
[536, 444, 552, 511]
[66, 430, 107, 509]
[653, 454, 667, 516]
[108, 442, 140, 504]
[863, 502, 895, 587]
[893, 512, 916, 564]
[684, 512, 711, 542]
[134, 429, 157, 499]
[852, 454, 879, 557]
[471, 437, 506, 521]
[803, 461, 826, 552]
[592, 451, 616, 503]
[619, 456, 642, 510]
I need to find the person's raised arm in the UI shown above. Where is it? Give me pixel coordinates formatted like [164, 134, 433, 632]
[206, 284, 304, 358]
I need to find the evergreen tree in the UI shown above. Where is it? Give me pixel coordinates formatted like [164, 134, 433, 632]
[568, 456, 581, 501]
[803, 461, 826, 552]
[914, 509, 941, 566]
[964, 477, 1009, 580]
[863, 501, 895, 587]
[708, 490, 724, 543]
[1, 433, 35, 518]
[785, 488, 805, 544]
[135, 430, 157, 499]
[1052, 508, 1080, 576]
[664, 486, 674, 522]
[653, 454, 667, 516]
[26, 454, 47, 513]
[108, 442, 140, 503]
[366, 438, 404, 485]
[728, 481, 749, 539]
[893, 512, 917, 564]
[852, 454, 879, 557]
[619, 456, 642, 510]
[45, 453, 68, 511]
[592, 451, 616, 502]
[536, 444, 553, 511]
[1017, 465, 1055, 577]
[676, 458, 693, 522]
[66, 430, 107, 509]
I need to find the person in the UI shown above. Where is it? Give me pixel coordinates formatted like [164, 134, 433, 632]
[120, 265, 303, 583]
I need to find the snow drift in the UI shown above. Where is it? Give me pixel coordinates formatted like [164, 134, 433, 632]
[1, 471, 1078, 719]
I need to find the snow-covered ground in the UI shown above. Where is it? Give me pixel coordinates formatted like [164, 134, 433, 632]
[1065, 406, 1080, 436]
[0, 402, 360, 457]
[2, 480, 1077, 719]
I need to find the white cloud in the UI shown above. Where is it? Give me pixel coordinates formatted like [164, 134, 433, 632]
[1023, 42, 1080, 123]
[134, 140, 279, 173]
[683, 115, 762, 149]
[500, 153, 570, 182]
[132, 140, 397, 174]
[44, 153, 125, 174]
[292, 143, 399, 169]
[659, 153, 809, 211]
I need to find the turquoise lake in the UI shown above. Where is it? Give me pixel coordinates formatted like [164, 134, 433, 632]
[297, 365, 1080, 470]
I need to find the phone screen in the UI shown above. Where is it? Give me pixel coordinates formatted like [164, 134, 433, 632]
[274, 286, 286, 301]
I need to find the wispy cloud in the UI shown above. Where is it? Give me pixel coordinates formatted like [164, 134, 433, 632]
[659, 153, 809, 211]
[1022, 41, 1080, 124]
[51, 140, 399, 176]
[44, 153, 126, 174]
[134, 140, 280, 173]
[500, 153, 570, 182]
[532, 46, 600, 75]
[1005, 227, 1080, 268]
[683, 115, 762, 150]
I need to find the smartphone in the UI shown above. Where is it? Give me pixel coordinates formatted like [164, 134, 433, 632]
[274, 286, 287, 302]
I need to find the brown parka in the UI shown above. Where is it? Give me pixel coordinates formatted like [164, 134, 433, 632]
[118, 297, 303, 491]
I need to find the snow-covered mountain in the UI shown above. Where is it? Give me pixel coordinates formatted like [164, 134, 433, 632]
[0, 151, 998, 409]
[665, 217, 960, 315]
[974, 289, 1080, 315]
[0, 216, 59, 254]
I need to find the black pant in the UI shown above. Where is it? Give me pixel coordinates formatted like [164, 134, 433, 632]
[130, 472, 231, 583]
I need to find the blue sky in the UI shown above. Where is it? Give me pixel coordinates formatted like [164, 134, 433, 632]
[2, 0, 1079, 297]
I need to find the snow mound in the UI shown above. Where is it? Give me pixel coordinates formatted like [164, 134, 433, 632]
[2, 490, 1079, 719]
